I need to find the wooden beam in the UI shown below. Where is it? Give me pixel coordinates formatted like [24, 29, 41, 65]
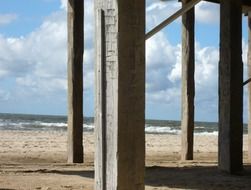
[145, 0, 201, 40]
[179, 0, 251, 12]
[242, 0, 251, 6]
[181, 0, 195, 161]
[203, 0, 251, 7]
[67, 0, 84, 163]
[95, 9, 106, 190]
[219, 0, 243, 173]
[243, 6, 251, 15]
[197, 1, 251, 14]
[248, 12, 251, 162]
[202, 0, 219, 4]
[94, 0, 145, 189]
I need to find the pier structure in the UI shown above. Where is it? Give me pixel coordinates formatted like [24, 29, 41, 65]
[248, 11, 251, 161]
[181, 0, 195, 161]
[66, 0, 251, 188]
[67, 0, 84, 163]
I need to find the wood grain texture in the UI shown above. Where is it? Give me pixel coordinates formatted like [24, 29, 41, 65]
[94, 0, 145, 189]
[67, 0, 84, 163]
[219, 0, 243, 173]
[95, 9, 106, 190]
[181, 0, 195, 161]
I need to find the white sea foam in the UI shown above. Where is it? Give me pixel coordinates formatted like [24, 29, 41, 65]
[196, 126, 205, 129]
[83, 124, 94, 130]
[145, 125, 180, 134]
[39, 122, 67, 127]
[0, 120, 219, 135]
[195, 131, 218, 136]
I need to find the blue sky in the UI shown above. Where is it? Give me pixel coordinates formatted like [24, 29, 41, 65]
[0, 0, 249, 122]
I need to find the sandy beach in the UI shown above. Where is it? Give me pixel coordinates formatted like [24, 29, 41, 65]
[0, 130, 250, 190]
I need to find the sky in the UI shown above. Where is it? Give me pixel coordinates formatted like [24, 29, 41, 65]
[0, 0, 249, 122]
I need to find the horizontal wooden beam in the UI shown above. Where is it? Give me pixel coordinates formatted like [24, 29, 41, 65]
[203, 0, 251, 7]
[179, 0, 251, 13]
[146, 0, 202, 40]
[243, 6, 251, 15]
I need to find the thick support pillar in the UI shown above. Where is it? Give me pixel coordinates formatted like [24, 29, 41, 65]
[95, 9, 106, 190]
[94, 0, 145, 190]
[219, 0, 243, 173]
[67, 0, 84, 163]
[248, 12, 251, 162]
[181, 0, 195, 161]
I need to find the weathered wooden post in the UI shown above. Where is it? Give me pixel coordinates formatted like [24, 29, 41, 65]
[248, 11, 251, 162]
[181, 0, 195, 161]
[95, 9, 106, 190]
[219, 0, 243, 173]
[67, 0, 84, 163]
[94, 0, 145, 189]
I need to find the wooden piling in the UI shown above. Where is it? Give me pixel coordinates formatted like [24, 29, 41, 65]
[95, 9, 106, 190]
[248, 12, 251, 162]
[219, 0, 243, 173]
[94, 0, 145, 189]
[67, 0, 84, 163]
[181, 0, 195, 161]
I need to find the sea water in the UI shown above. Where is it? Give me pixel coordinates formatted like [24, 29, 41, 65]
[0, 113, 248, 135]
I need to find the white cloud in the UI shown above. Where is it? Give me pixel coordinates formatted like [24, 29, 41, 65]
[146, 0, 219, 30]
[0, 0, 94, 101]
[195, 44, 219, 87]
[60, 0, 67, 10]
[195, 1, 219, 24]
[147, 32, 179, 70]
[144, 0, 222, 120]
[0, 14, 17, 26]
[145, 24, 220, 119]
[0, 0, 246, 120]
[146, 1, 181, 31]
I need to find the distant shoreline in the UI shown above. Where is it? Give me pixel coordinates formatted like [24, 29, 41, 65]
[0, 112, 248, 135]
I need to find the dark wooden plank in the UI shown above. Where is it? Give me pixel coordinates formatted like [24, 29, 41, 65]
[219, 0, 243, 173]
[248, 12, 251, 162]
[94, 0, 145, 189]
[178, 0, 251, 7]
[203, 0, 251, 7]
[67, 0, 84, 163]
[181, 0, 195, 161]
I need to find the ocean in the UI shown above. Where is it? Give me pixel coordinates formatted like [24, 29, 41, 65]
[0, 113, 248, 135]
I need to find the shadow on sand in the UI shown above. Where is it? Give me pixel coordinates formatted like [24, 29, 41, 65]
[145, 165, 251, 189]
[33, 164, 251, 189]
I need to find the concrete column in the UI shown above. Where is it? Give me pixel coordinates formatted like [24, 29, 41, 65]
[181, 0, 195, 161]
[248, 12, 251, 162]
[94, 0, 145, 189]
[67, 0, 84, 163]
[219, 0, 243, 173]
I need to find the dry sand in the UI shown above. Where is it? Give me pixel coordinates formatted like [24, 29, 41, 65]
[0, 130, 250, 190]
